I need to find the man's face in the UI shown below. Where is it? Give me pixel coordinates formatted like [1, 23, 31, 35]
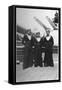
[46, 30, 50, 36]
[27, 30, 31, 35]
[36, 32, 40, 37]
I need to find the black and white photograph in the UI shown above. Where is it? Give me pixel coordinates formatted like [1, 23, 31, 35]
[16, 6, 60, 83]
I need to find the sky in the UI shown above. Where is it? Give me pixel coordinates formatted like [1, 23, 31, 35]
[16, 8, 59, 46]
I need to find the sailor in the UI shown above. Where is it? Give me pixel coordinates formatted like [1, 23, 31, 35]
[33, 32, 43, 67]
[22, 30, 33, 69]
[44, 28, 54, 67]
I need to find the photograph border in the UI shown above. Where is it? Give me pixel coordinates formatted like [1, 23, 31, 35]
[13, 5, 61, 85]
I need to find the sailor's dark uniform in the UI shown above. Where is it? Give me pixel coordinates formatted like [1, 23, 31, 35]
[33, 37, 43, 67]
[44, 36, 54, 67]
[22, 35, 33, 69]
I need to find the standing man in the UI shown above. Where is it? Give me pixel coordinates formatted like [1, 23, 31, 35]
[22, 30, 33, 69]
[33, 32, 43, 67]
[44, 28, 54, 67]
